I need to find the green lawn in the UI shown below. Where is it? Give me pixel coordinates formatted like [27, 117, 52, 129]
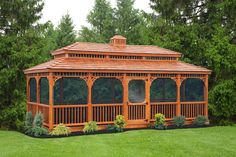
[0, 126, 236, 157]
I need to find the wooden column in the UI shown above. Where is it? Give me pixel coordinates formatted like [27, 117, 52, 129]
[145, 74, 151, 123]
[26, 76, 30, 112]
[35, 76, 40, 112]
[48, 73, 55, 130]
[204, 75, 209, 117]
[176, 74, 181, 116]
[87, 73, 93, 122]
[122, 74, 128, 122]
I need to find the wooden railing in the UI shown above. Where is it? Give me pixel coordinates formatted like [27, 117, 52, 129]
[92, 104, 123, 123]
[27, 101, 207, 128]
[181, 102, 206, 119]
[27, 102, 49, 126]
[53, 105, 88, 125]
[150, 102, 177, 120]
[128, 103, 146, 120]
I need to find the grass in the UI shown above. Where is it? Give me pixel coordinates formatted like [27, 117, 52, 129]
[0, 126, 236, 157]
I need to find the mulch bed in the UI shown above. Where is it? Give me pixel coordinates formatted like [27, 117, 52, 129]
[26, 124, 214, 138]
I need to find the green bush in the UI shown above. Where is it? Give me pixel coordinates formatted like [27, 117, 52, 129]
[209, 80, 236, 121]
[31, 112, 48, 137]
[83, 121, 97, 133]
[154, 113, 165, 129]
[24, 112, 33, 134]
[114, 115, 126, 132]
[106, 124, 116, 132]
[32, 127, 48, 137]
[0, 102, 25, 130]
[50, 123, 71, 136]
[193, 115, 208, 126]
[218, 119, 233, 126]
[33, 112, 43, 127]
[173, 116, 185, 127]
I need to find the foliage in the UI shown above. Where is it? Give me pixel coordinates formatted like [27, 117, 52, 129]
[33, 112, 44, 127]
[114, 115, 126, 132]
[83, 121, 98, 133]
[173, 116, 185, 127]
[106, 124, 117, 132]
[218, 119, 234, 126]
[209, 79, 236, 120]
[154, 113, 166, 129]
[31, 126, 48, 137]
[50, 123, 71, 136]
[193, 115, 208, 126]
[30, 112, 48, 137]
[80, 0, 115, 43]
[56, 13, 76, 48]
[79, 0, 150, 44]
[149, 0, 236, 122]
[0, 0, 52, 130]
[24, 112, 33, 134]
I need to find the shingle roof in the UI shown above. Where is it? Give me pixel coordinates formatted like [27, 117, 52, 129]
[24, 58, 211, 74]
[52, 42, 182, 56]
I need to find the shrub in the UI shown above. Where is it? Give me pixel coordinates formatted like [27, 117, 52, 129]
[209, 80, 236, 121]
[83, 121, 97, 133]
[24, 112, 33, 134]
[106, 124, 116, 132]
[50, 123, 71, 136]
[0, 102, 25, 130]
[154, 113, 165, 129]
[33, 112, 43, 127]
[193, 115, 208, 126]
[32, 127, 48, 137]
[173, 116, 185, 127]
[114, 115, 126, 132]
[31, 112, 48, 137]
[218, 119, 233, 126]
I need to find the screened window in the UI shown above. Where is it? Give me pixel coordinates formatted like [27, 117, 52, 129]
[54, 78, 88, 105]
[40, 77, 49, 105]
[92, 78, 123, 104]
[128, 80, 145, 103]
[181, 78, 204, 102]
[150, 78, 176, 102]
[29, 78, 37, 102]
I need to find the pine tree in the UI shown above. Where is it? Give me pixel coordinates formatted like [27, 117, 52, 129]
[115, 0, 150, 44]
[80, 0, 115, 43]
[56, 13, 76, 48]
[0, 0, 52, 129]
[149, 0, 236, 121]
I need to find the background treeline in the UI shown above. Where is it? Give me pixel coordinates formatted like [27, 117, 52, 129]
[0, 0, 235, 130]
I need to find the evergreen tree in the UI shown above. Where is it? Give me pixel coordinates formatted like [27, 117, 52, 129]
[149, 0, 236, 121]
[0, 0, 52, 129]
[80, 0, 115, 43]
[56, 13, 76, 48]
[115, 0, 146, 44]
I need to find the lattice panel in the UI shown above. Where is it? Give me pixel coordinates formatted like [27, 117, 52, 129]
[53, 72, 88, 77]
[127, 73, 148, 77]
[69, 53, 106, 58]
[151, 74, 177, 78]
[92, 73, 123, 77]
[181, 74, 205, 78]
[145, 56, 177, 61]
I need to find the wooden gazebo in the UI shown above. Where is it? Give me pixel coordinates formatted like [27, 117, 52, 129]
[24, 35, 211, 131]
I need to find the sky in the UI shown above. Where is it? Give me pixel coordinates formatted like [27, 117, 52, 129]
[40, 0, 152, 30]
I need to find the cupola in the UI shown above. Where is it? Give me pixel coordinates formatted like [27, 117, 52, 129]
[110, 35, 126, 48]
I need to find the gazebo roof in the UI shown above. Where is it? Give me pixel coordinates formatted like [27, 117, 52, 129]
[24, 57, 211, 74]
[51, 42, 182, 57]
[24, 35, 211, 74]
